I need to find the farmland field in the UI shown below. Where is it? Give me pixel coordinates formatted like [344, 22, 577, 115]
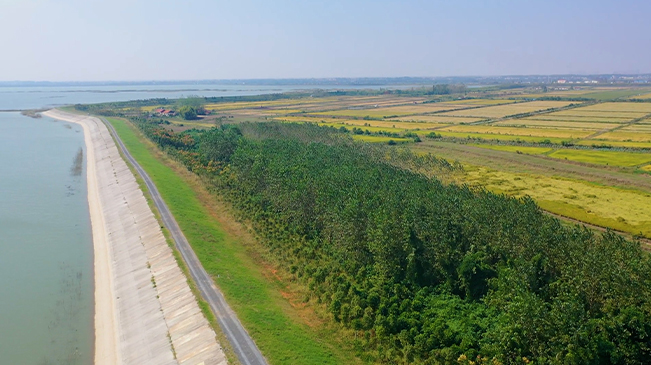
[493, 119, 621, 130]
[435, 131, 569, 143]
[275, 116, 447, 130]
[569, 102, 651, 113]
[352, 135, 410, 143]
[596, 131, 651, 142]
[469, 144, 553, 154]
[390, 115, 484, 124]
[461, 166, 651, 236]
[575, 140, 651, 149]
[526, 114, 632, 122]
[440, 124, 593, 138]
[437, 99, 515, 106]
[547, 149, 651, 166]
[620, 123, 651, 132]
[410, 141, 651, 237]
[306, 103, 467, 118]
[580, 89, 651, 100]
[438, 100, 575, 118]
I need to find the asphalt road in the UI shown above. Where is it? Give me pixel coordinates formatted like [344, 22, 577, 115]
[100, 117, 268, 365]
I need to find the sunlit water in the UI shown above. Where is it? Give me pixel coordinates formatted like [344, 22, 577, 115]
[0, 112, 93, 364]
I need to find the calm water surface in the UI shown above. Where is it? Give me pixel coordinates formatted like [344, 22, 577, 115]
[0, 112, 93, 364]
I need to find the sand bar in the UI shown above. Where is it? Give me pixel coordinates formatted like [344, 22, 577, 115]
[44, 110, 226, 365]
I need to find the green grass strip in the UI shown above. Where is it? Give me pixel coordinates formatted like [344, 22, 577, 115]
[106, 117, 347, 365]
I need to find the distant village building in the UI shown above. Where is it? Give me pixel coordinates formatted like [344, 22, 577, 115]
[153, 108, 176, 117]
[557, 79, 567, 84]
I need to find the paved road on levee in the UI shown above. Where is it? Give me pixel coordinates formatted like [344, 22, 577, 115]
[100, 117, 268, 365]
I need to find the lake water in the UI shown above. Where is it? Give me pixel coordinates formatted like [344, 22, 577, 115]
[0, 112, 93, 364]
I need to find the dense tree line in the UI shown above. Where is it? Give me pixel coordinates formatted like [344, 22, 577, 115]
[131, 118, 651, 364]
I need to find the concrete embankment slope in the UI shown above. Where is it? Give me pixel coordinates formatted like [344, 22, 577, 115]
[44, 110, 226, 365]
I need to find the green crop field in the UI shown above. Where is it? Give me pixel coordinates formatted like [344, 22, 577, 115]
[547, 149, 651, 166]
[106, 117, 358, 365]
[575, 140, 651, 149]
[580, 89, 651, 100]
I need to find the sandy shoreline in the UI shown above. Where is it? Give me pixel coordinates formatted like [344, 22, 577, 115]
[44, 110, 225, 365]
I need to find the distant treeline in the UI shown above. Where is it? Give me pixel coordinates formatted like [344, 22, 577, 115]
[127, 118, 651, 364]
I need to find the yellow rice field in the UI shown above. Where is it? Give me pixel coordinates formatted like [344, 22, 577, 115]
[438, 99, 515, 106]
[526, 114, 631, 123]
[390, 115, 485, 124]
[307, 104, 467, 118]
[440, 125, 593, 139]
[435, 131, 568, 143]
[275, 117, 447, 130]
[316, 123, 405, 134]
[619, 124, 651, 132]
[438, 101, 574, 118]
[570, 102, 651, 113]
[461, 166, 651, 235]
[493, 119, 621, 130]
[595, 131, 651, 142]
[548, 110, 645, 120]
[469, 144, 553, 155]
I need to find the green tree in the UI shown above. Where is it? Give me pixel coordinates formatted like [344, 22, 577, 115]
[179, 105, 197, 120]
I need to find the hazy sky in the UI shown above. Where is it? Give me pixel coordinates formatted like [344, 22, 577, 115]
[1, 0, 649, 81]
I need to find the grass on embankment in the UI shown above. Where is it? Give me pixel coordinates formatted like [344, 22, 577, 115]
[106, 117, 361, 365]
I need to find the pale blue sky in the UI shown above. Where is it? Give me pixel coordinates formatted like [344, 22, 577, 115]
[1, 0, 649, 81]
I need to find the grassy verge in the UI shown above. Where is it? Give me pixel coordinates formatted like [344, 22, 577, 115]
[105, 117, 361, 365]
